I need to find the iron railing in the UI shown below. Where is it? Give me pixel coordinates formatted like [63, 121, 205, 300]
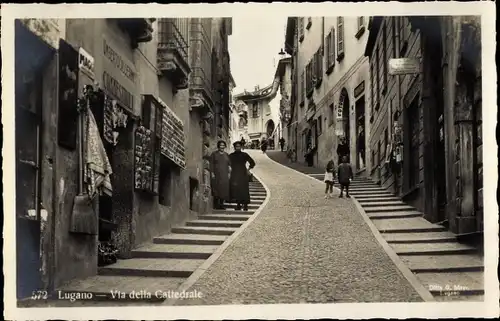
[158, 18, 189, 63]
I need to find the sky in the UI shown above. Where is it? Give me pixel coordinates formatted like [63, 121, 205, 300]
[229, 16, 288, 95]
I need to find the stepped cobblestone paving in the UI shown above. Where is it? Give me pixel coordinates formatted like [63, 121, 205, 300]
[175, 151, 422, 305]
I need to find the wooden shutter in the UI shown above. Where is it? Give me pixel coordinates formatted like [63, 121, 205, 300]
[329, 29, 336, 68]
[337, 17, 344, 55]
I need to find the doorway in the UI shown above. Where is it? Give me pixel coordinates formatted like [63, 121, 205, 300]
[341, 89, 350, 146]
[355, 96, 366, 170]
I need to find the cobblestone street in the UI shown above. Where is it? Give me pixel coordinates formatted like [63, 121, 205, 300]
[175, 150, 423, 305]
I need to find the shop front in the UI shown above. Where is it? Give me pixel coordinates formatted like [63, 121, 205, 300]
[15, 19, 59, 300]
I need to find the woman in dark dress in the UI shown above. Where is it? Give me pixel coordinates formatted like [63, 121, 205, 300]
[210, 140, 231, 209]
[229, 141, 256, 211]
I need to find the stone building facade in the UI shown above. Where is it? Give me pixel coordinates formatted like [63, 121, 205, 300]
[284, 16, 370, 171]
[364, 16, 483, 236]
[14, 17, 232, 300]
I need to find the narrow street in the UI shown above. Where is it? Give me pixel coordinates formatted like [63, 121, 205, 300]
[171, 150, 423, 304]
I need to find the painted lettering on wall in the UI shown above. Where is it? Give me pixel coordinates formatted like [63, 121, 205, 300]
[103, 39, 135, 82]
[103, 71, 134, 113]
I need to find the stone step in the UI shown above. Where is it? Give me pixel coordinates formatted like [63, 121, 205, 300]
[350, 187, 387, 192]
[401, 254, 484, 273]
[224, 203, 262, 212]
[98, 258, 204, 278]
[416, 271, 484, 297]
[383, 231, 458, 244]
[368, 211, 423, 220]
[153, 233, 227, 246]
[172, 226, 237, 236]
[250, 191, 267, 196]
[200, 214, 252, 221]
[131, 243, 219, 260]
[186, 219, 245, 228]
[356, 196, 401, 203]
[211, 209, 256, 215]
[360, 201, 407, 207]
[375, 217, 447, 234]
[364, 205, 416, 213]
[391, 242, 478, 256]
[350, 191, 393, 196]
[57, 275, 184, 302]
[355, 196, 401, 202]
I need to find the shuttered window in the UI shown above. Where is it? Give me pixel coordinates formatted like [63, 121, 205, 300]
[315, 48, 323, 88]
[300, 71, 305, 106]
[299, 17, 305, 42]
[337, 17, 345, 60]
[382, 22, 388, 94]
[326, 28, 336, 73]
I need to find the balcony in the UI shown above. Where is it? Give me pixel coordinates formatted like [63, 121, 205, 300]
[157, 18, 191, 91]
[115, 18, 155, 49]
[189, 18, 214, 117]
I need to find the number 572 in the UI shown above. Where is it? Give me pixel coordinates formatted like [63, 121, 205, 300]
[31, 291, 48, 300]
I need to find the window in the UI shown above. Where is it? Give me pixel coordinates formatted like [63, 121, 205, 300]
[392, 17, 398, 58]
[407, 99, 420, 189]
[306, 17, 312, 29]
[382, 23, 388, 95]
[325, 28, 336, 74]
[329, 103, 334, 125]
[318, 116, 323, 135]
[299, 17, 305, 42]
[375, 47, 380, 111]
[356, 16, 366, 39]
[370, 61, 375, 121]
[315, 48, 323, 88]
[300, 71, 305, 106]
[336, 17, 345, 61]
[252, 103, 259, 118]
[399, 16, 409, 56]
[306, 60, 314, 98]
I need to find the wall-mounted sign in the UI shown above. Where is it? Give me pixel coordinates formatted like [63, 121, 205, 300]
[336, 104, 343, 120]
[103, 71, 134, 113]
[388, 58, 421, 76]
[159, 99, 186, 169]
[103, 39, 136, 82]
[354, 81, 365, 98]
[79, 47, 95, 79]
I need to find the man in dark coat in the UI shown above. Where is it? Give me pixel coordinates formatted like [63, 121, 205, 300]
[240, 136, 246, 150]
[229, 141, 256, 211]
[337, 136, 350, 164]
[337, 155, 354, 198]
[279, 137, 286, 152]
[210, 140, 231, 209]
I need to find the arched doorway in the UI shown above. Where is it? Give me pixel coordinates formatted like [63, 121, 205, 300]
[266, 120, 275, 149]
[337, 88, 350, 163]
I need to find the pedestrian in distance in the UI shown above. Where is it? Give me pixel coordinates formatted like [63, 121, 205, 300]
[240, 136, 246, 150]
[260, 137, 268, 154]
[337, 155, 353, 198]
[279, 137, 286, 152]
[210, 140, 231, 209]
[324, 158, 336, 198]
[229, 141, 256, 211]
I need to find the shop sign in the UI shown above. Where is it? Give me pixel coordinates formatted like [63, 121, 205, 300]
[336, 104, 343, 120]
[159, 99, 186, 169]
[103, 71, 134, 113]
[78, 47, 95, 79]
[354, 81, 365, 98]
[103, 39, 136, 82]
[388, 58, 421, 75]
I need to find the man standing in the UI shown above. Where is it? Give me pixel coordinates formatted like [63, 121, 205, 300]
[210, 140, 231, 209]
[279, 137, 286, 152]
[336, 137, 350, 164]
[229, 141, 256, 211]
[240, 136, 246, 150]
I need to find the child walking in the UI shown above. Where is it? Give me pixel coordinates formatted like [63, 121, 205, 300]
[323, 158, 335, 198]
[337, 155, 353, 198]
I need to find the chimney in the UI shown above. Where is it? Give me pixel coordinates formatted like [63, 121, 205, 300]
[254, 85, 260, 91]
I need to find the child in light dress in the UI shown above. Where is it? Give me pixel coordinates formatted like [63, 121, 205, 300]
[324, 158, 336, 198]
